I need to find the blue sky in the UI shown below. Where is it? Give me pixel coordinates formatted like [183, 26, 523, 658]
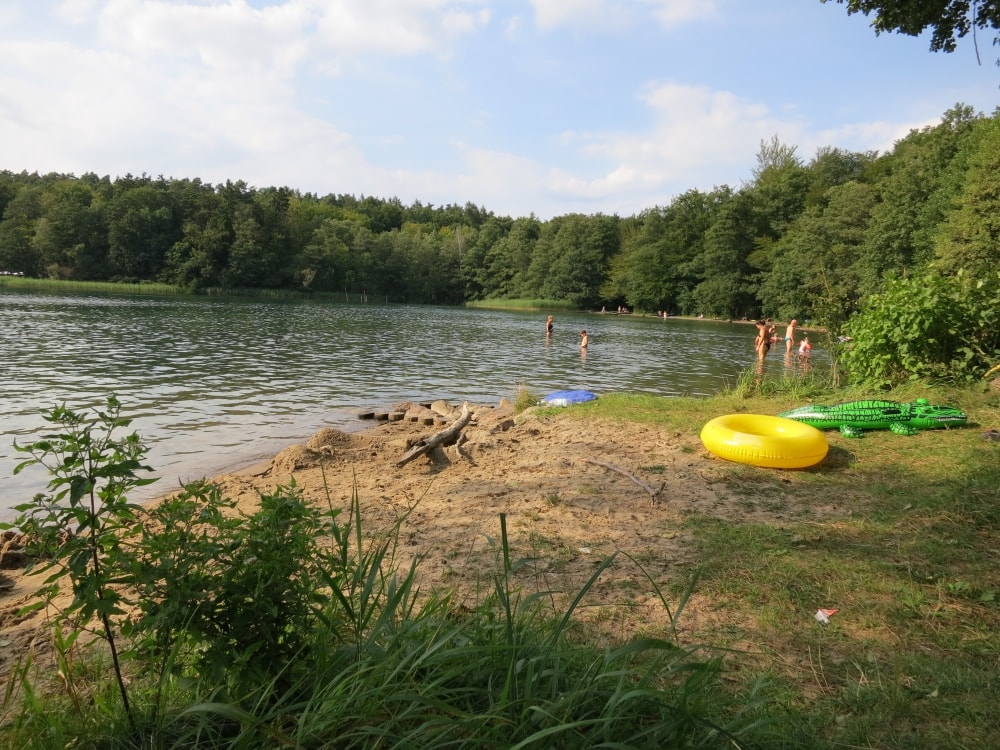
[1, 1, 997, 219]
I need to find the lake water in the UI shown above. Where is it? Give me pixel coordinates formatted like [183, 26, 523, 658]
[0, 289, 825, 519]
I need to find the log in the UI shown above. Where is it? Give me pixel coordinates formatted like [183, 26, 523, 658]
[584, 458, 664, 503]
[396, 402, 472, 467]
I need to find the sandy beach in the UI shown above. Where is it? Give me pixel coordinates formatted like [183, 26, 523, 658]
[0, 397, 838, 672]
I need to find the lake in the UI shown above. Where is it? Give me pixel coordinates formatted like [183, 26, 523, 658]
[0, 289, 825, 519]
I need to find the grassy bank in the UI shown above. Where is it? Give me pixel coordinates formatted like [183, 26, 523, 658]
[0, 276, 373, 303]
[546, 383, 999, 748]
[0, 276, 181, 296]
[2, 381, 997, 748]
[465, 298, 579, 312]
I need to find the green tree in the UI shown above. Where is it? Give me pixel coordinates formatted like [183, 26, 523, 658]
[480, 216, 540, 298]
[821, 0, 1000, 53]
[760, 181, 877, 331]
[106, 184, 180, 281]
[32, 179, 108, 280]
[461, 216, 511, 300]
[538, 214, 619, 308]
[0, 185, 44, 276]
[747, 137, 810, 280]
[802, 146, 878, 209]
[933, 114, 1000, 277]
[692, 190, 757, 318]
[858, 105, 980, 293]
[358, 195, 404, 233]
[296, 216, 354, 291]
[606, 189, 720, 313]
[162, 211, 230, 290]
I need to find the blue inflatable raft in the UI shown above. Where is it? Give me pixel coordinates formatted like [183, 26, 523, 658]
[542, 389, 598, 407]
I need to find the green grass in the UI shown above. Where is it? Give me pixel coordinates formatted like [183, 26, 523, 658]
[1, 484, 772, 750]
[0, 276, 180, 296]
[0, 276, 374, 303]
[527, 380, 1000, 747]
[3, 381, 998, 748]
[465, 297, 579, 311]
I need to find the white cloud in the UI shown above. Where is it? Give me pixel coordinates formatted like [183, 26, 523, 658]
[643, 0, 718, 27]
[96, 0, 313, 76]
[55, 0, 102, 25]
[309, 0, 487, 61]
[0, 0, 986, 221]
[529, 0, 716, 31]
[807, 118, 939, 160]
[546, 82, 794, 204]
[529, 0, 636, 31]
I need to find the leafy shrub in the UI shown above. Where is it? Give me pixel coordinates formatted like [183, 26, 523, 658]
[6, 397, 158, 729]
[121, 479, 344, 700]
[840, 270, 1000, 387]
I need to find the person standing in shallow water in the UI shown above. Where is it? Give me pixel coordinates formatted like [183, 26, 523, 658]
[753, 320, 770, 360]
[546, 315, 554, 337]
[579, 330, 589, 350]
[784, 319, 798, 354]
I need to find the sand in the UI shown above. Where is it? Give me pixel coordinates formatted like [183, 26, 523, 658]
[1, 397, 806, 674]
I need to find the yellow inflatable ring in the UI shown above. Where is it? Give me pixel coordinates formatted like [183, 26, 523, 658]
[700, 414, 828, 469]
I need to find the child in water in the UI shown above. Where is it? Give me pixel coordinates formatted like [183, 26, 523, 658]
[798, 335, 811, 357]
[579, 330, 589, 350]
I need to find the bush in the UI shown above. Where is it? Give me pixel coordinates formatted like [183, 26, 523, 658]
[840, 270, 1000, 387]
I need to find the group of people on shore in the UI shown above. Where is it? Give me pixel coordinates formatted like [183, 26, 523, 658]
[754, 318, 810, 361]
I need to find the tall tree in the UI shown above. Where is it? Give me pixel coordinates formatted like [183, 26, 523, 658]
[606, 189, 722, 313]
[460, 216, 511, 300]
[106, 185, 180, 281]
[690, 190, 758, 319]
[540, 214, 619, 308]
[760, 181, 877, 331]
[0, 186, 44, 276]
[858, 105, 980, 292]
[32, 179, 108, 280]
[933, 115, 1000, 277]
[747, 137, 810, 278]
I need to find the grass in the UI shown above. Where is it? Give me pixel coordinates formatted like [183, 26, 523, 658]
[0, 276, 180, 296]
[0, 276, 372, 303]
[1, 482, 772, 749]
[465, 298, 578, 311]
[2, 378, 998, 748]
[528, 376, 1000, 748]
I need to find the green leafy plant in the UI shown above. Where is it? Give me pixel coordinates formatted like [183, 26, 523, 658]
[8, 397, 157, 729]
[841, 270, 1000, 386]
[122, 478, 358, 701]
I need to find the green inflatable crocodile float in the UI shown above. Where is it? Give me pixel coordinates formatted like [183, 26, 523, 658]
[777, 398, 967, 438]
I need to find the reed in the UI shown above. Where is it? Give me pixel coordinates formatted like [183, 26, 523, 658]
[465, 298, 578, 311]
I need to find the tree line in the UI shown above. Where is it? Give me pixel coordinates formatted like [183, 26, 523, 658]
[1, 104, 998, 333]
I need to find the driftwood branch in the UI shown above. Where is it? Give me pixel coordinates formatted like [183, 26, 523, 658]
[585, 458, 664, 502]
[396, 402, 472, 467]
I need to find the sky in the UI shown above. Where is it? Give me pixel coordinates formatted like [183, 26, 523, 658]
[1, 1, 998, 220]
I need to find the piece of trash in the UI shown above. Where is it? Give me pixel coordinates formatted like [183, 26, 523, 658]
[578, 547, 591, 554]
[814, 608, 838, 623]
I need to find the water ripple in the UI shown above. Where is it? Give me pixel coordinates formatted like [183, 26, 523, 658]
[1, 290, 826, 518]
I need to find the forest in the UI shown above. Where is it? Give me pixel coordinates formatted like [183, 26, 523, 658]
[2, 104, 999, 382]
